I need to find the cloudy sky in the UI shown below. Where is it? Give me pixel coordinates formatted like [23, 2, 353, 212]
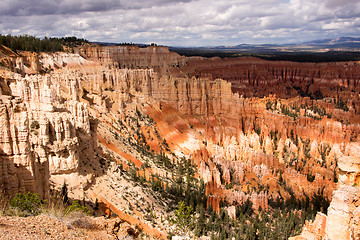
[1, 0, 360, 46]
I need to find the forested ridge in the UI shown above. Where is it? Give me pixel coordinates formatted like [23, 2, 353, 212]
[0, 34, 88, 52]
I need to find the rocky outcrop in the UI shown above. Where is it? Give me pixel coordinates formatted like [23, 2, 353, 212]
[290, 212, 327, 240]
[106, 218, 140, 239]
[69, 47, 358, 211]
[323, 143, 360, 240]
[292, 142, 360, 240]
[326, 185, 359, 240]
[226, 205, 236, 219]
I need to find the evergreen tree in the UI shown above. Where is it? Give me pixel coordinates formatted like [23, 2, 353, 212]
[61, 181, 69, 205]
[172, 201, 194, 235]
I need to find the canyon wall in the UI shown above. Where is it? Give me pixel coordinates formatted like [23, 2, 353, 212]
[75, 45, 186, 71]
[182, 57, 360, 96]
[1, 45, 360, 239]
[68, 48, 359, 209]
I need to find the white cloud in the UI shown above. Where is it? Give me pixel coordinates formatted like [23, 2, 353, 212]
[323, 21, 354, 30]
[0, 0, 359, 46]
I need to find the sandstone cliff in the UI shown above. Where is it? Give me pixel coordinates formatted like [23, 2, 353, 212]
[0, 64, 92, 199]
[75, 45, 186, 72]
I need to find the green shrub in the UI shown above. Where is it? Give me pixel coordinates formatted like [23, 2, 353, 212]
[10, 192, 41, 216]
[30, 120, 40, 129]
[65, 200, 90, 215]
[335, 99, 349, 112]
[266, 100, 273, 110]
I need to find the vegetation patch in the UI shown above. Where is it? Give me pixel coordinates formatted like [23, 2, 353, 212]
[0, 34, 88, 52]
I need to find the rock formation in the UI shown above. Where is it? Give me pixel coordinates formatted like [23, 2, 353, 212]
[0, 51, 92, 199]
[75, 45, 186, 72]
[1, 44, 360, 239]
[290, 212, 327, 240]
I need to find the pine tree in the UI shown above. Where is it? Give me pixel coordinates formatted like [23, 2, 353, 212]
[94, 198, 99, 210]
[61, 181, 69, 205]
[172, 201, 194, 235]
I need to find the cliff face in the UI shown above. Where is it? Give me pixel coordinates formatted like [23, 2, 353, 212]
[1, 45, 360, 239]
[0, 50, 96, 199]
[75, 45, 186, 72]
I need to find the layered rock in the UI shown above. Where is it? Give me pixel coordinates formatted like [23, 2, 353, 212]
[0, 53, 91, 199]
[75, 45, 186, 71]
[292, 142, 360, 239]
[180, 57, 360, 100]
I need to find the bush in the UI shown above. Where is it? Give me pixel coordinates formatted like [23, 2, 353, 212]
[266, 100, 273, 110]
[10, 192, 41, 216]
[65, 200, 90, 215]
[30, 120, 40, 130]
[335, 99, 349, 112]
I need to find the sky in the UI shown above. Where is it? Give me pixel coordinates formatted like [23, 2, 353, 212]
[1, 0, 360, 47]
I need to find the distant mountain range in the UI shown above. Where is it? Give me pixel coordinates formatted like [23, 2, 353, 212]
[167, 37, 360, 62]
[94, 37, 360, 62]
[193, 37, 360, 53]
[94, 37, 360, 53]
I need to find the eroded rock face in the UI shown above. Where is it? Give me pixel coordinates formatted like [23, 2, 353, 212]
[290, 212, 327, 240]
[75, 45, 186, 71]
[326, 186, 359, 240]
[322, 144, 360, 240]
[294, 142, 360, 240]
[180, 57, 360, 103]
[0, 53, 91, 199]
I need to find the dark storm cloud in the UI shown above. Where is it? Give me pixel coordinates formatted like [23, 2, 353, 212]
[0, 0, 195, 16]
[325, 0, 360, 8]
